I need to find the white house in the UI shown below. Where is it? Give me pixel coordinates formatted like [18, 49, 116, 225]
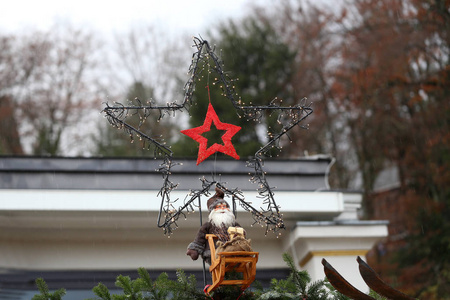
[0, 156, 388, 299]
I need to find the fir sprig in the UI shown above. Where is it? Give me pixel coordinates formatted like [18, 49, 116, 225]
[257, 253, 329, 300]
[32, 278, 66, 300]
[91, 283, 112, 300]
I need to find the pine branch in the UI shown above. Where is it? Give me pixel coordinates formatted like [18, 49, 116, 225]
[135, 267, 153, 292]
[33, 278, 50, 299]
[115, 275, 133, 294]
[258, 290, 295, 299]
[91, 283, 112, 300]
[32, 278, 66, 300]
[282, 252, 311, 293]
[152, 272, 171, 300]
[114, 275, 143, 300]
[306, 280, 329, 300]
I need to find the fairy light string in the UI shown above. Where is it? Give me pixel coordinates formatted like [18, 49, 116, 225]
[102, 36, 313, 236]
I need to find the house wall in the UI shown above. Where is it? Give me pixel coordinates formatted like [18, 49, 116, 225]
[0, 156, 388, 295]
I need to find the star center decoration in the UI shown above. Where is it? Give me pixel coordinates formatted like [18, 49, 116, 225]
[181, 103, 241, 165]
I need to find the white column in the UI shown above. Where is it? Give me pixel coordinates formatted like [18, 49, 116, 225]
[286, 221, 388, 293]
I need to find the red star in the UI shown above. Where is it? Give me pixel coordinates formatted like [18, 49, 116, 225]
[181, 103, 241, 165]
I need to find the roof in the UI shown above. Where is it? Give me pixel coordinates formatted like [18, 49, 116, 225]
[0, 156, 332, 191]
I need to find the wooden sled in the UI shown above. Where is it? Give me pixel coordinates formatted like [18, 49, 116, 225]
[205, 234, 259, 294]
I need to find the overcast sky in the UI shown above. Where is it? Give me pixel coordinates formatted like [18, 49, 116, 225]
[0, 0, 271, 35]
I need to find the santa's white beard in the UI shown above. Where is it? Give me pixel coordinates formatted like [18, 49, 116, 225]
[209, 209, 235, 228]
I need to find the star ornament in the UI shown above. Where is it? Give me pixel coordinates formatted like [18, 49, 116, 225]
[181, 103, 241, 165]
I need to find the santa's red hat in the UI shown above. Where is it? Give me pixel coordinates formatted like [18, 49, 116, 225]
[207, 187, 229, 212]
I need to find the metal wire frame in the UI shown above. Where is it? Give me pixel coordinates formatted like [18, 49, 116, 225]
[101, 36, 313, 236]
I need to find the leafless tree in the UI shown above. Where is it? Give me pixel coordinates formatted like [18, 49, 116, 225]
[0, 23, 103, 155]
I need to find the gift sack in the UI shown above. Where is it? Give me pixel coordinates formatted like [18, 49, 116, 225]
[216, 235, 253, 258]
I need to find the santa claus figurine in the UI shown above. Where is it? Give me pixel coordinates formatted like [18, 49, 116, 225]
[186, 187, 243, 264]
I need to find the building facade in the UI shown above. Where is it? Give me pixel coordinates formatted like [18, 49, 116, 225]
[0, 156, 388, 298]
